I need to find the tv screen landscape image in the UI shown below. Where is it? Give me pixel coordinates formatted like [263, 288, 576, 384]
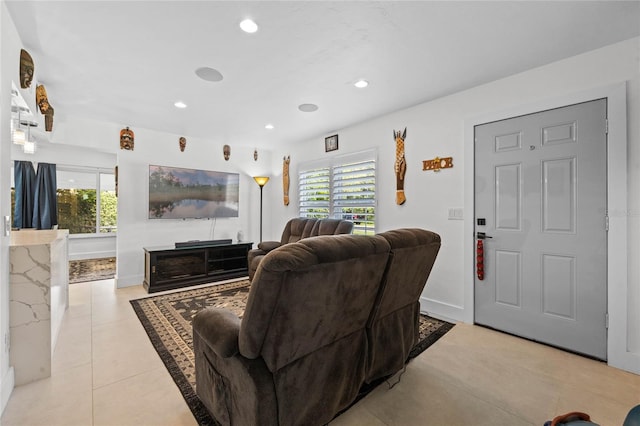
[148, 165, 239, 219]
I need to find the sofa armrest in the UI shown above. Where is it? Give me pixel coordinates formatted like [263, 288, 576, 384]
[193, 308, 241, 358]
[257, 241, 282, 252]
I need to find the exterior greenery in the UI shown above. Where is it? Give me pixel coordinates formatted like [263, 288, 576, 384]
[57, 189, 117, 234]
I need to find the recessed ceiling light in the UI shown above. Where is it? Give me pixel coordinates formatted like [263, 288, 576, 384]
[265, 124, 274, 130]
[174, 101, 187, 108]
[240, 19, 258, 33]
[195, 67, 224, 82]
[298, 103, 319, 112]
[354, 80, 369, 88]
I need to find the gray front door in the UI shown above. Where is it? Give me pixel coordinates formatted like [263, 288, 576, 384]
[474, 99, 608, 360]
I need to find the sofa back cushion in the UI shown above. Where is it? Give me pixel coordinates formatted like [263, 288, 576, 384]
[373, 228, 441, 319]
[239, 233, 390, 372]
[310, 218, 354, 236]
[281, 217, 318, 244]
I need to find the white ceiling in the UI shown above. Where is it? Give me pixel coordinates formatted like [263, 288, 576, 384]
[6, 1, 640, 149]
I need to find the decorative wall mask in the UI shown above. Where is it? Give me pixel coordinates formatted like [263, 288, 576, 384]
[393, 128, 407, 205]
[35, 84, 55, 132]
[179, 137, 187, 152]
[254, 149, 258, 161]
[283, 155, 290, 206]
[19, 49, 34, 89]
[120, 127, 135, 150]
[44, 106, 54, 132]
[35, 84, 49, 113]
[223, 144, 230, 161]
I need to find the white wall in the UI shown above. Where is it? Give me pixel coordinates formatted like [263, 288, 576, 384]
[270, 37, 640, 372]
[0, 0, 19, 411]
[115, 126, 272, 288]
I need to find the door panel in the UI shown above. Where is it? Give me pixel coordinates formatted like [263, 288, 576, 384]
[474, 99, 607, 360]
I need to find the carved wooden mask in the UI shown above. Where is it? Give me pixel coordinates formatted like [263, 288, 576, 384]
[120, 127, 135, 150]
[19, 49, 34, 89]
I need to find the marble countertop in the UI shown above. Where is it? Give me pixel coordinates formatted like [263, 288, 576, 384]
[10, 229, 69, 246]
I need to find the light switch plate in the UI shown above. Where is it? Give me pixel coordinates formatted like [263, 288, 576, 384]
[448, 208, 464, 220]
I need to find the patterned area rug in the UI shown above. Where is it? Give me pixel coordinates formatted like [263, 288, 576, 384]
[69, 257, 116, 284]
[130, 279, 454, 426]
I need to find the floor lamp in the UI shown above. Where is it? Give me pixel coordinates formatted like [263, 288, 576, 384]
[253, 176, 270, 243]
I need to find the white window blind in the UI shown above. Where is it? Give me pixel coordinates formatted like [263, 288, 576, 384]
[299, 167, 330, 218]
[299, 150, 376, 235]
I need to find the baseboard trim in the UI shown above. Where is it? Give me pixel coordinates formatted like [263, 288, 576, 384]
[420, 297, 465, 324]
[68, 251, 116, 261]
[115, 274, 143, 289]
[1, 367, 15, 415]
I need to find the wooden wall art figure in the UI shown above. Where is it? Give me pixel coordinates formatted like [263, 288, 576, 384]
[179, 137, 186, 152]
[283, 155, 290, 206]
[223, 144, 230, 161]
[36, 84, 54, 131]
[394, 128, 407, 205]
[120, 127, 134, 150]
[19, 49, 34, 89]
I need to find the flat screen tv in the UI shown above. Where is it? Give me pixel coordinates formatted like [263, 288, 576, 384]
[148, 165, 239, 219]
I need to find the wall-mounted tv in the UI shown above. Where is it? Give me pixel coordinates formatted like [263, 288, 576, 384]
[148, 165, 239, 219]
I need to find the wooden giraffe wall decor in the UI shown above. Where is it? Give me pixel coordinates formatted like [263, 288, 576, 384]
[283, 155, 290, 206]
[394, 128, 407, 205]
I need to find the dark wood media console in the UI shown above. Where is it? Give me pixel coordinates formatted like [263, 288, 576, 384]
[143, 241, 253, 293]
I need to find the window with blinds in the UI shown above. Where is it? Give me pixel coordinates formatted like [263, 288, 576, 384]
[298, 150, 376, 235]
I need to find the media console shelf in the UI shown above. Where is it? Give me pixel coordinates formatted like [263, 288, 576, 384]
[143, 241, 253, 293]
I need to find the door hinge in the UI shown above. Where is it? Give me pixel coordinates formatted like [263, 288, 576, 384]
[605, 119, 609, 134]
[605, 215, 609, 231]
[605, 313, 609, 329]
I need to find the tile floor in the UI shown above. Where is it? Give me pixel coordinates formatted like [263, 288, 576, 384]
[1, 279, 639, 426]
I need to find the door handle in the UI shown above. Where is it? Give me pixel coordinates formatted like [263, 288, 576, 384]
[476, 232, 492, 240]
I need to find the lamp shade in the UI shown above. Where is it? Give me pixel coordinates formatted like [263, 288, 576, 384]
[253, 176, 270, 187]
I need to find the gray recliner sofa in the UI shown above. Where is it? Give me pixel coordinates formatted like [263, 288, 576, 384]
[247, 217, 354, 281]
[193, 228, 441, 426]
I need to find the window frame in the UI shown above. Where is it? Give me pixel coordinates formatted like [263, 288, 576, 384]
[298, 149, 377, 235]
[56, 165, 117, 238]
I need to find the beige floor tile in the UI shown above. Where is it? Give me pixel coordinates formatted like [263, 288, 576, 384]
[91, 316, 164, 389]
[0, 363, 93, 426]
[330, 401, 387, 426]
[51, 313, 92, 373]
[355, 363, 534, 426]
[555, 382, 638, 426]
[93, 366, 197, 426]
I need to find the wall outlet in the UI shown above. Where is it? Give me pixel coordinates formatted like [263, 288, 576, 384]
[3, 215, 9, 236]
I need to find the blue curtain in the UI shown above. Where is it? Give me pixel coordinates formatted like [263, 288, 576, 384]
[13, 160, 36, 229]
[32, 162, 58, 230]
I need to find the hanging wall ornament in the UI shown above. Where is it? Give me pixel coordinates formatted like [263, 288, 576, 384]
[223, 144, 230, 161]
[44, 106, 54, 132]
[393, 128, 407, 205]
[179, 137, 187, 152]
[254, 149, 258, 161]
[283, 155, 290, 206]
[36, 85, 55, 132]
[120, 127, 135, 150]
[19, 49, 34, 89]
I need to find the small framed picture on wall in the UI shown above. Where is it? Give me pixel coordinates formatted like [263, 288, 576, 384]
[325, 134, 339, 152]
